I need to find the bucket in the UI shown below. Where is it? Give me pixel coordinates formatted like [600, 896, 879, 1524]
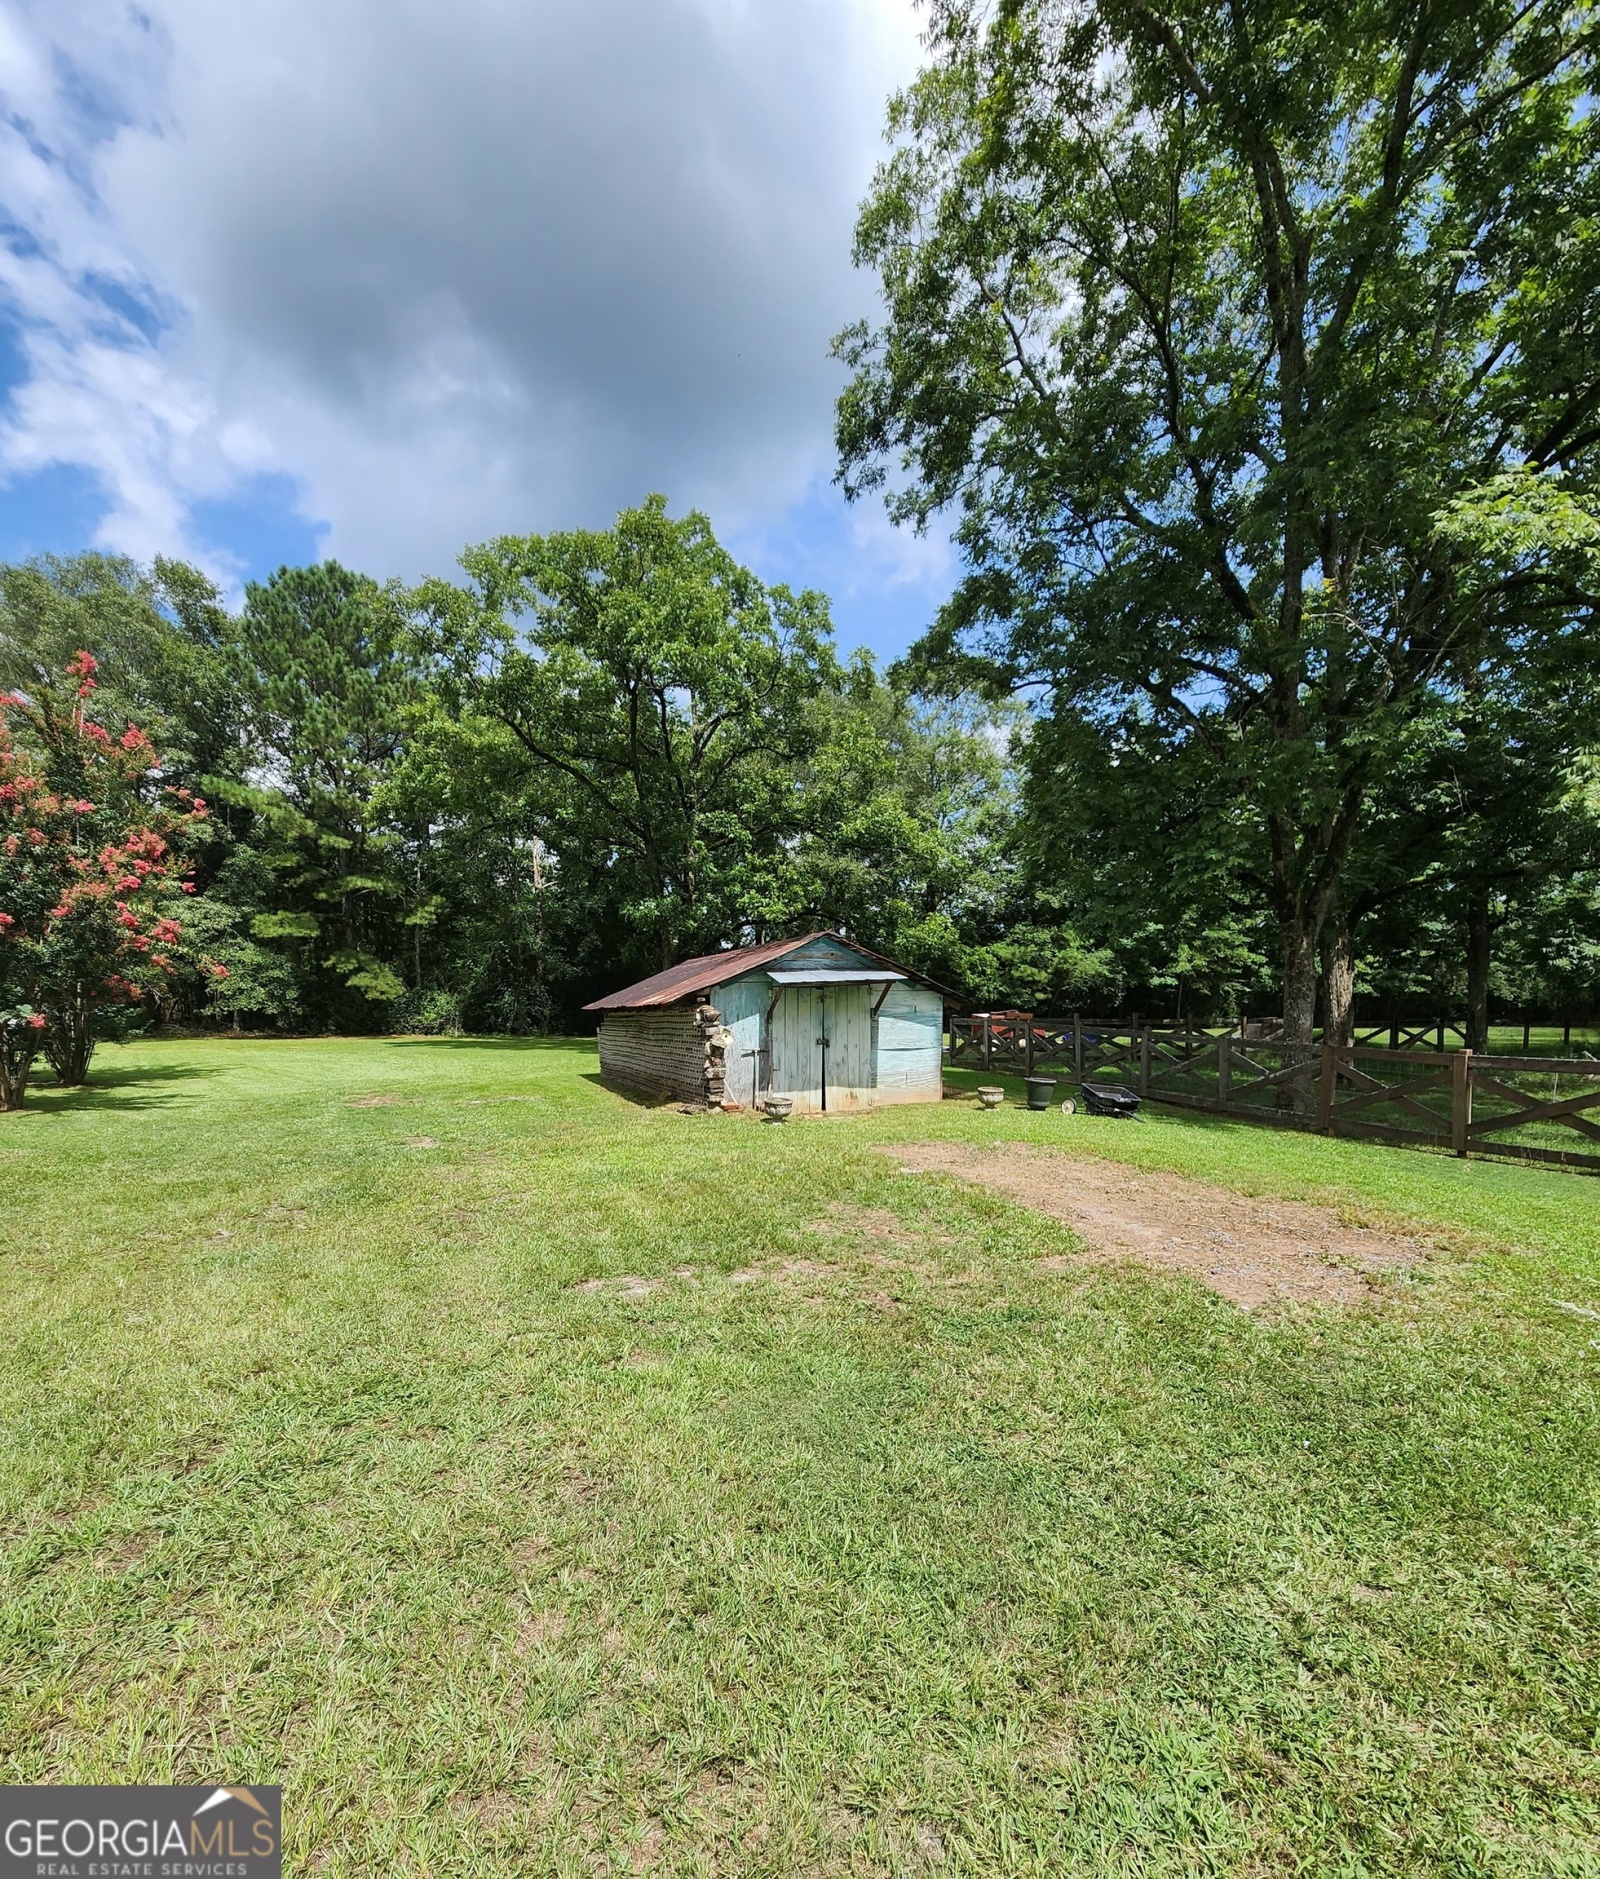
[1024, 1076, 1056, 1112]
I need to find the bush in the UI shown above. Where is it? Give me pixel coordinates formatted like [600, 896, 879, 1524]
[388, 988, 463, 1035]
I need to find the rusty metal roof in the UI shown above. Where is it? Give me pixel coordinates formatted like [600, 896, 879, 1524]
[583, 931, 960, 1011]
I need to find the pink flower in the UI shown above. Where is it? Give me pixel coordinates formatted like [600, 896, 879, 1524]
[210, 963, 230, 980]
[26, 1013, 45, 1030]
[68, 650, 98, 700]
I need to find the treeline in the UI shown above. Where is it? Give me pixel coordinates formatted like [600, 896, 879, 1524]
[4, 485, 1598, 1046]
[0, 504, 1098, 1037]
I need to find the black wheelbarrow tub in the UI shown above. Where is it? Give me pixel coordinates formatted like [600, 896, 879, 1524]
[1080, 1081, 1142, 1118]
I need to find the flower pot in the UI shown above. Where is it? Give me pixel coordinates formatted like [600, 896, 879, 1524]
[763, 1094, 794, 1121]
[1024, 1075, 1056, 1112]
[977, 1086, 1006, 1110]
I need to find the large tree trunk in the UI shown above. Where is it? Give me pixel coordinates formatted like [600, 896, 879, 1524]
[1320, 914, 1356, 1049]
[44, 992, 96, 1087]
[0, 1021, 41, 1110]
[1279, 918, 1320, 1112]
[1466, 885, 1491, 1055]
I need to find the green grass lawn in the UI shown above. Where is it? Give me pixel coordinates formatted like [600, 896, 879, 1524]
[2, 1038, 1598, 1877]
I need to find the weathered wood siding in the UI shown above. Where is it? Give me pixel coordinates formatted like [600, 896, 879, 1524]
[713, 943, 946, 1110]
[872, 980, 944, 1104]
[718, 974, 768, 1109]
[597, 1006, 725, 1105]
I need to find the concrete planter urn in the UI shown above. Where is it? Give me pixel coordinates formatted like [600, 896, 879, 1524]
[977, 1086, 1006, 1111]
[763, 1094, 795, 1121]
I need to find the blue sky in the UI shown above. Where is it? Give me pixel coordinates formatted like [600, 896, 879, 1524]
[0, 0, 952, 665]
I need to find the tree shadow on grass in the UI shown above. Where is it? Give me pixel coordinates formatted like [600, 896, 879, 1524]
[576, 1071, 690, 1109]
[21, 1061, 224, 1114]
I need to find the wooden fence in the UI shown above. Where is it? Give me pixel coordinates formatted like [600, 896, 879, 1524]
[947, 1014, 1600, 1172]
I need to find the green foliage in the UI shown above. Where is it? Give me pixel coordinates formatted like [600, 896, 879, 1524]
[387, 987, 463, 1035]
[0, 654, 214, 1100]
[837, 0, 1600, 1038]
[231, 562, 422, 1026]
[416, 496, 841, 973]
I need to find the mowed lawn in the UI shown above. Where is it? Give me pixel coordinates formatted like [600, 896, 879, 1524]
[2, 1039, 1598, 1877]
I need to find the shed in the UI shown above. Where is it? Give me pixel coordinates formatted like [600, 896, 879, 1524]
[584, 931, 956, 1112]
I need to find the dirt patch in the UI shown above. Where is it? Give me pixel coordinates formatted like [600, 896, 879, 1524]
[348, 1094, 405, 1107]
[880, 1142, 1424, 1309]
[515, 1608, 568, 1653]
[570, 1274, 659, 1298]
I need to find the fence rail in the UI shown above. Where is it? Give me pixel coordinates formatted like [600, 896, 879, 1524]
[947, 1013, 1600, 1173]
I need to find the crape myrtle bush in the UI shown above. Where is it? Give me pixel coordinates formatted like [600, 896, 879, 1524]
[0, 653, 223, 1107]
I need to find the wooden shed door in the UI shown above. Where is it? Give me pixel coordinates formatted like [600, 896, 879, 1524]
[824, 984, 875, 1107]
[769, 987, 822, 1112]
[769, 985, 876, 1111]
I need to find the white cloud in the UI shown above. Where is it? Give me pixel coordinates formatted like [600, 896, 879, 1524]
[0, 0, 924, 586]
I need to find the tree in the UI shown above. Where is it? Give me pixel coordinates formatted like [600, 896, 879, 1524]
[0, 552, 251, 798]
[837, 0, 1600, 1055]
[415, 497, 838, 973]
[232, 562, 419, 1021]
[1020, 703, 1272, 1022]
[0, 654, 214, 1101]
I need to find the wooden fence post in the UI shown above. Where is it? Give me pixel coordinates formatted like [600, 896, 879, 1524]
[981, 1013, 992, 1072]
[1073, 1012, 1083, 1078]
[1218, 1033, 1231, 1111]
[1139, 1025, 1151, 1096]
[1451, 1049, 1472, 1157]
[1317, 1043, 1335, 1134]
[1025, 1015, 1035, 1076]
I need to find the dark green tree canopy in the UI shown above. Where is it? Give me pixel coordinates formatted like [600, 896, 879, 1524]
[416, 497, 841, 971]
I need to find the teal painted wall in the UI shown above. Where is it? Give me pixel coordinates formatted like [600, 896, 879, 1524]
[708, 936, 943, 1110]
